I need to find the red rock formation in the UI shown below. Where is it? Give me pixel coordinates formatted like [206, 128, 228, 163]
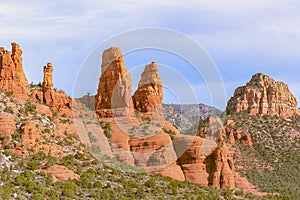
[42, 165, 80, 181]
[42, 63, 54, 89]
[227, 73, 298, 118]
[0, 113, 16, 139]
[35, 63, 73, 112]
[173, 135, 210, 185]
[210, 143, 235, 189]
[0, 43, 28, 98]
[95, 47, 134, 118]
[133, 62, 164, 121]
[21, 122, 42, 149]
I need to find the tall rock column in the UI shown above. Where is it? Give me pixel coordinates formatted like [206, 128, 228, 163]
[133, 62, 164, 121]
[40, 63, 72, 110]
[0, 42, 28, 98]
[42, 63, 54, 89]
[11, 42, 28, 86]
[95, 47, 134, 118]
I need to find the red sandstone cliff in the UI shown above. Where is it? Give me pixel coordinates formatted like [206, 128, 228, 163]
[226, 73, 298, 118]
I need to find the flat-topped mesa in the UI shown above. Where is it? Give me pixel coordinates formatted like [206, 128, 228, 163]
[226, 73, 298, 118]
[133, 62, 164, 121]
[95, 47, 134, 118]
[0, 42, 28, 97]
[42, 63, 54, 89]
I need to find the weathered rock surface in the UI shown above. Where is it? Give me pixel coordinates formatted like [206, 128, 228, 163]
[173, 135, 211, 185]
[133, 62, 164, 121]
[41, 63, 72, 111]
[0, 43, 28, 99]
[173, 117, 236, 189]
[42, 62, 54, 89]
[0, 113, 16, 139]
[227, 73, 298, 118]
[95, 47, 134, 118]
[31, 63, 72, 112]
[210, 143, 235, 189]
[21, 122, 42, 149]
[42, 165, 80, 181]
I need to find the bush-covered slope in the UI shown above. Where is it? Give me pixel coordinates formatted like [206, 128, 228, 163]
[227, 113, 300, 199]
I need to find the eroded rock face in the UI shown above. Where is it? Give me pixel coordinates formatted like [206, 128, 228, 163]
[0, 113, 16, 139]
[0, 43, 28, 98]
[226, 73, 298, 118]
[37, 63, 72, 112]
[133, 62, 164, 121]
[42, 165, 80, 181]
[42, 63, 54, 89]
[95, 47, 134, 118]
[210, 143, 235, 189]
[21, 122, 42, 149]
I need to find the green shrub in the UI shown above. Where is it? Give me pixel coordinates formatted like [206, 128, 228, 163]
[4, 106, 14, 114]
[62, 188, 75, 198]
[93, 181, 102, 188]
[4, 91, 13, 97]
[104, 129, 111, 139]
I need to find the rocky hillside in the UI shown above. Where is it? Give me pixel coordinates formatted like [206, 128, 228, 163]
[225, 113, 300, 199]
[77, 95, 222, 132]
[1, 42, 298, 199]
[163, 103, 222, 131]
[93, 46, 267, 194]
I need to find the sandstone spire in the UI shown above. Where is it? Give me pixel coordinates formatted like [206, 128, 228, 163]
[11, 42, 28, 86]
[95, 47, 134, 118]
[226, 73, 298, 118]
[42, 63, 54, 89]
[37, 63, 72, 110]
[133, 62, 164, 121]
[0, 42, 28, 98]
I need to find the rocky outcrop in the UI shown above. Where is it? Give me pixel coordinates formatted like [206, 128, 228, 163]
[21, 122, 42, 149]
[226, 73, 298, 118]
[173, 135, 235, 189]
[133, 62, 164, 121]
[33, 63, 72, 112]
[0, 113, 16, 139]
[95, 47, 134, 118]
[173, 135, 210, 185]
[42, 62, 54, 89]
[210, 143, 235, 189]
[42, 165, 80, 181]
[0, 43, 28, 98]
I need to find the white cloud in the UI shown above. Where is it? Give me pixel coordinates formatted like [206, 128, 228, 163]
[0, 0, 300, 104]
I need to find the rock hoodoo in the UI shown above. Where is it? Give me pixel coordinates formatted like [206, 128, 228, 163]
[133, 62, 164, 121]
[95, 47, 134, 118]
[0, 42, 28, 97]
[42, 63, 54, 89]
[33, 63, 72, 111]
[226, 73, 298, 118]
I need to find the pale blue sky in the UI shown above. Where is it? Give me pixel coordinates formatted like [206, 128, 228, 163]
[1, 0, 300, 109]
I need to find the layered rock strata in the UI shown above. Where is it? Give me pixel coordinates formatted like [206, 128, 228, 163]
[95, 47, 134, 118]
[226, 73, 298, 118]
[133, 62, 164, 121]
